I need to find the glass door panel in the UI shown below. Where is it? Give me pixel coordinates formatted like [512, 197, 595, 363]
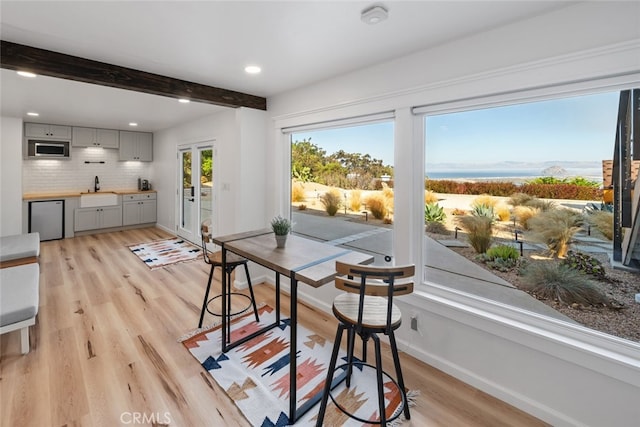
[177, 143, 215, 244]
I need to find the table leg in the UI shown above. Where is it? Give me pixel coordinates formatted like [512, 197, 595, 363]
[221, 247, 228, 352]
[275, 272, 281, 324]
[289, 274, 298, 423]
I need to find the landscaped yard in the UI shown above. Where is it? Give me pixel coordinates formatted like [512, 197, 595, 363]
[292, 181, 640, 344]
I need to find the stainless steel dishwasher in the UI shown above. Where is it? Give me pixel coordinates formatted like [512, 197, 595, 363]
[29, 200, 64, 241]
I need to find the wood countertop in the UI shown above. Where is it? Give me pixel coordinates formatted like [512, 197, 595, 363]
[23, 190, 156, 200]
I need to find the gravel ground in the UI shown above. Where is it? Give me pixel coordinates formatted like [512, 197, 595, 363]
[444, 241, 640, 343]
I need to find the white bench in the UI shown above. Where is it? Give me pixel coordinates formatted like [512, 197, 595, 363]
[0, 233, 40, 354]
[0, 263, 40, 354]
[0, 232, 40, 268]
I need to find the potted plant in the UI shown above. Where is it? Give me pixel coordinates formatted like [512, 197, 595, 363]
[271, 215, 291, 248]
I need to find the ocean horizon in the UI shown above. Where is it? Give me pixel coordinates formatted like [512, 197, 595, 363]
[426, 169, 602, 182]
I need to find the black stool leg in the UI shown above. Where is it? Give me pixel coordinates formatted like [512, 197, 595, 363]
[226, 268, 233, 343]
[198, 265, 216, 328]
[389, 330, 410, 419]
[316, 323, 345, 427]
[243, 262, 260, 322]
[372, 333, 386, 425]
[345, 326, 356, 387]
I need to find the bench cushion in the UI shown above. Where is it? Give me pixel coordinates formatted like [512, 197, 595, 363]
[0, 233, 40, 262]
[0, 263, 40, 327]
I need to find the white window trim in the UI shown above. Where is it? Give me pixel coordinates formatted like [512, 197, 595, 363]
[414, 76, 640, 382]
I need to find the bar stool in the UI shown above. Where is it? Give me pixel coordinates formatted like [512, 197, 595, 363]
[198, 220, 259, 333]
[316, 261, 415, 426]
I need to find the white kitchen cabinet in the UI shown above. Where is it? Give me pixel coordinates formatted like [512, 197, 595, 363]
[122, 193, 157, 225]
[119, 131, 153, 161]
[25, 123, 72, 139]
[74, 206, 123, 231]
[72, 127, 119, 148]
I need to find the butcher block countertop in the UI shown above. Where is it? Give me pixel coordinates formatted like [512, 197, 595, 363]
[23, 190, 156, 201]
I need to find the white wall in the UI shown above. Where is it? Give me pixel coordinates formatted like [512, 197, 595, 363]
[263, 2, 640, 426]
[22, 146, 152, 193]
[1, 116, 24, 236]
[153, 107, 268, 236]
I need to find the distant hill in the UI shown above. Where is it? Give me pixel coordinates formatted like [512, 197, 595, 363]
[425, 160, 601, 171]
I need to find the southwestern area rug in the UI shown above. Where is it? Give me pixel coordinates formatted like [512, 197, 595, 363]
[128, 237, 201, 269]
[180, 305, 416, 426]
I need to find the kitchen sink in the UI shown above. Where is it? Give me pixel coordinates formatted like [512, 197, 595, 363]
[79, 192, 119, 208]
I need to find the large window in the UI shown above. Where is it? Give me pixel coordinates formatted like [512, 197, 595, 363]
[287, 120, 395, 264]
[422, 91, 640, 344]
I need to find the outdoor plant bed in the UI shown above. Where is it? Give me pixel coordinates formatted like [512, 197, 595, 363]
[447, 244, 640, 343]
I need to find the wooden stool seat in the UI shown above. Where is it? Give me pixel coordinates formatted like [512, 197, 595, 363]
[333, 293, 402, 330]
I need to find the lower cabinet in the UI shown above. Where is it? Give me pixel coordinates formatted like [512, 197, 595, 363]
[122, 193, 157, 226]
[75, 206, 123, 231]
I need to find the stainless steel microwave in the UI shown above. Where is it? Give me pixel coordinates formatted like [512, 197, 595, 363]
[27, 139, 71, 159]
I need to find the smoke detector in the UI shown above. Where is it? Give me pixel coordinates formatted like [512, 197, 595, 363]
[361, 5, 388, 25]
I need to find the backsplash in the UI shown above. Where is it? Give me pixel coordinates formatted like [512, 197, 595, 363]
[23, 147, 152, 193]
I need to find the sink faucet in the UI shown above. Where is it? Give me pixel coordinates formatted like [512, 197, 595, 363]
[94, 176, 100, 192]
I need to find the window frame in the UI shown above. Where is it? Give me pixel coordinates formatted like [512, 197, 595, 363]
[410, 82, 640, 369]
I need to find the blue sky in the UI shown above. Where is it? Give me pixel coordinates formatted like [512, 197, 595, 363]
[292, 91, 620, 168]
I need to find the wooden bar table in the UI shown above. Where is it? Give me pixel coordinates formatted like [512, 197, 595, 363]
[211, 229, 374, 423]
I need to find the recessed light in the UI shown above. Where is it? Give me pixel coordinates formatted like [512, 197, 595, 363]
[178, 98, 190, 103]
[129, 122, 138, 127]
[27, 112, 39, 116]
[361, 5, 388, 25]
[244, 65, 261, 74]
[17, 71, 37, 78]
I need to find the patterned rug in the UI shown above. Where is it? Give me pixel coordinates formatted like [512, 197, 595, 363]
[128, 237, 201, 269]
[180, 305, 415, 426]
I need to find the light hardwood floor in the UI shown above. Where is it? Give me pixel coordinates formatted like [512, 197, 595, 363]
[0, 227, 547, 426]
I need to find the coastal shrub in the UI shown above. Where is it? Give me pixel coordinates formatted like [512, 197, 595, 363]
[479, 245, 520, 272]
[425, 179, 517, 197]
[486, 244, 520, 261]
[519, 183, 601, 200]
[425, 180, 601, 200]
[471, 203, 496, 220]
[472, 195, 498, 208]
[495, 205, 511, 222]
[455, 215, 493, 254]
[425, 221, 449, 235]
[513, 206, 540, 230]
[424, 203, 446, 223]
[528, 209, 584, 258]
[508, 192, 535, 207]
[365, 193, 387, 220]
[292, 182, 306, 202]
[561, 250, 607, 281]
[528, 176, 600, 187]
[320, 189, 342, 216]
[520, 263, 608, 306]
[587, 210, 614, 240]
[425, 190, 439, 204]
[349, 190, 362, 212]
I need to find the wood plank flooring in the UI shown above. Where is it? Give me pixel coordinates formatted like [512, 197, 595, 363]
[0, 227, 547, 426]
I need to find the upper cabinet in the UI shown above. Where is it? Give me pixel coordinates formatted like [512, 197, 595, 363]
[24, 123, 72, 139]
[72, 127, 119, 148]
[119, 131, 153, 161]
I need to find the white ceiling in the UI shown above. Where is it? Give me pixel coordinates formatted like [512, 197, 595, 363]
[0, 1, 572, 132]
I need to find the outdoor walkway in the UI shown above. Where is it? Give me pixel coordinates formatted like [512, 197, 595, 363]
[292, 211, 575, 322]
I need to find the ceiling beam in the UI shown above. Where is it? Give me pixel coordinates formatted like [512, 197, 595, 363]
[1, 40, 267, 110]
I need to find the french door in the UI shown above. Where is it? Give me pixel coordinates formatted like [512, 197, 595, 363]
[177, 141, 215, 244]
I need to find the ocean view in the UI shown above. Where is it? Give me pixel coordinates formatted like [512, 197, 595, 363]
[426, 168, 602, 182]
